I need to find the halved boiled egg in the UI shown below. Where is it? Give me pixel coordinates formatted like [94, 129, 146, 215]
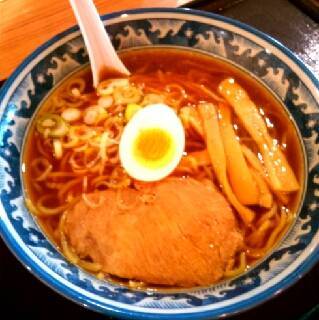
[119, 103, 185, 181]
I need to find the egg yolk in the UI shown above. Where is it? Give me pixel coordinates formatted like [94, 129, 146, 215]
[133, 128, 175, 168]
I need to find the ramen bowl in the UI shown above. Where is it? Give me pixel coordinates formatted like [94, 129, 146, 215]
[0, 8, 318, 319]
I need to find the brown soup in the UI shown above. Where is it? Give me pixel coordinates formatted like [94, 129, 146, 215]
[22, 48, 305, 288]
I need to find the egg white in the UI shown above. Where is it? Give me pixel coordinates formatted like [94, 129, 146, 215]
[119, 103, 185, 182]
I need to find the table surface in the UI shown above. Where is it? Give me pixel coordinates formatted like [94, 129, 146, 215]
[0, 0, 318, 319]
[0, 0, 193, 80]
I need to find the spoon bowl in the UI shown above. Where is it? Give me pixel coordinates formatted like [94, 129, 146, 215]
[69, 0, 130, 87]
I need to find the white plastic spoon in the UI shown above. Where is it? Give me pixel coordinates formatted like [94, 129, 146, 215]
[69, 0, 130, 87]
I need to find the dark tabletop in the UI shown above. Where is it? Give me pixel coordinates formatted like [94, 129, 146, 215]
[0, 0, 318, 319]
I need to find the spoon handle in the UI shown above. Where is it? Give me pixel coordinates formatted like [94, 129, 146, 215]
[69, 0, 130, 87]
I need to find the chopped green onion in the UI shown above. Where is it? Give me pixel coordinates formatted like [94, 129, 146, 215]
[97, 79, 129, 96]
[61, 108, 82, 122]
[36, 114, 69, 138]
[125, 103, 142, 121]
[83, 106, 108, 125]
[113, 85, 142, 105]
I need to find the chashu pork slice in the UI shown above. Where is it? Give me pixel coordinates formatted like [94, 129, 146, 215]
[65, 177, 243, 287]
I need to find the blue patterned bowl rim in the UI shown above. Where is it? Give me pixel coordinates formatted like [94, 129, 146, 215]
[0, 7, 318, 320]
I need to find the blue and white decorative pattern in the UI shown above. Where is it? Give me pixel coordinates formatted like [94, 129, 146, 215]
[0, 8, 318, 320]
